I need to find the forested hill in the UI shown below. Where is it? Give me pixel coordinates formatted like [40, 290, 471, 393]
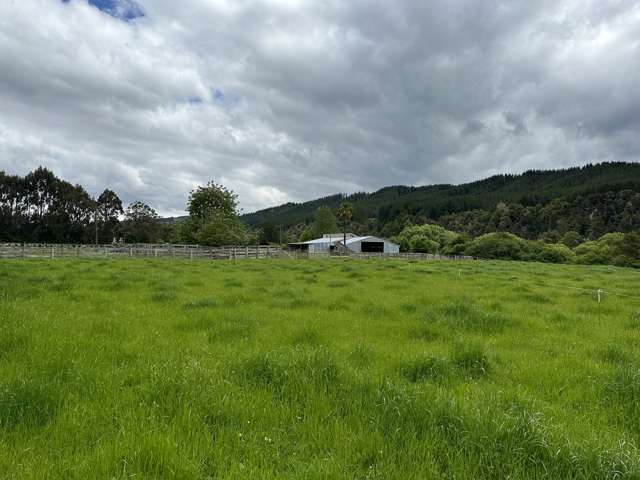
[241, 162, 640, 240]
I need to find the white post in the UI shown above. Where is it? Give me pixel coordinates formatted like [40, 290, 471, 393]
[597, 289, 603, 304]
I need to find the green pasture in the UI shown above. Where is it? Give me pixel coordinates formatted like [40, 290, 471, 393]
[1, 257, 640, 479]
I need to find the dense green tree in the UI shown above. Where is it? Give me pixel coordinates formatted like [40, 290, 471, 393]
[195, 212, 246, 246]
[393, 224, 459, 253]
[187, 182, 238, 219]
[465, 233, 528, 260]
[120, 201, 161, 243]
[561, 231, 583, 248]
[311, 206, 338, 238]
[180, 181, 245, 246]
[97, 189, 123, 243]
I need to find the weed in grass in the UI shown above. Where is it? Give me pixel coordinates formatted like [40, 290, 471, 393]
[604, 366, 640, 427]
[175, 315, 216, 332]
[182, 297, 218, 310]
[408, 323, 440, 342]
[149, 291, 176, 303]
[327, 280, 350, 288]
[223, 278, 244, 288]
[549, 312, 570, 323]
[400, 356, 452, 383]
[599, 344, 631, 364]
[221, 293, 253, 307]
[437, 300, 510, 333]
[0, 380, 60, 430]
[451, 343, 491, 379]
[400, 303, 418, 314]
[208, 321, 255, 342]
[349, 343, 373, 367]
[524, 293, 553, 304]
[290, 325, 323, 346]
[628, 312, 640, 330]
[0, 330, 28, 361]
[239, 347, 340, 398]
[362, 304, 390, 319]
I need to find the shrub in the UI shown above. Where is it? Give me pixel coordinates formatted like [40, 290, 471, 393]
[465, 232, 528, 260]
[410, 236, 439, 253]
[393, 223, 460, 253]
[530, 242, 575, 263]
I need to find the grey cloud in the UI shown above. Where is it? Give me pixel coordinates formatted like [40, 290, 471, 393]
[0, 0, 639, 215]
[503, 111, 528, 135]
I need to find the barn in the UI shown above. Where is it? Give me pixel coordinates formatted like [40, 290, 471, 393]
[288, 233, 399, 254]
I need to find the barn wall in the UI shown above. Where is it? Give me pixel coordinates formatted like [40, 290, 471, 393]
[385, 241, 400, 253]
[347, 241, 362, 253]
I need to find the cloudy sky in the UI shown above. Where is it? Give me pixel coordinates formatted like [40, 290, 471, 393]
[1, 0, 639, 215]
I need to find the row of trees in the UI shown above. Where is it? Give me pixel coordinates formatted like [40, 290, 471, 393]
[243, 163, 640, 239]
[0, 168, 163, 243]
[392, 223, 640, 268]
[0, 168, 260, 246]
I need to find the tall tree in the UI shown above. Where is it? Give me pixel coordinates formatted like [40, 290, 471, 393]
[311, 206, 338, 238]
[120, 201, 161, 243]
[187, 181, 238, 219]
[336, 201, 353, 246]
[97, 189, 123, 242]
[181, 181, 245, 246]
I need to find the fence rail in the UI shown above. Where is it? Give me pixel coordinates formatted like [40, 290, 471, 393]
[0, 243, 285, 260]
[0, 243, 476, 262]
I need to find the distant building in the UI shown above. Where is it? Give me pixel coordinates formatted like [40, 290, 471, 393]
[288, 233, 400, 254]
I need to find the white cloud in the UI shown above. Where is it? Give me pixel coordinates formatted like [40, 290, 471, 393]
[0, 0, 639, 216]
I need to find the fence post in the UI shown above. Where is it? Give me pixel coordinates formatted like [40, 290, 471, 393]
[21, 243, 25, 258]
[51, 245, 55, 260]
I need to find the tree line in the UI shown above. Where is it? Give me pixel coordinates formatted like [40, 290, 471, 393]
[0, 167, 252, 246]
[243, 162, 640, 242]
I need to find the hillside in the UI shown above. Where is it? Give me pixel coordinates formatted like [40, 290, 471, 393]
[241, 162, 640, 240]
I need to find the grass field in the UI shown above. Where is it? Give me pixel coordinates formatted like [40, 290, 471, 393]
[1, 257, 640, 479]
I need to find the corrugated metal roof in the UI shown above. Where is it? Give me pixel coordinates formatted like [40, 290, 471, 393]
[290, 235, 398, 246]
[290, 237, 342, 245]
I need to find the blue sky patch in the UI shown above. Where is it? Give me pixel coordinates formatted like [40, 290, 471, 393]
[212, 88, 224, 101]
[62, 0, 144, 22]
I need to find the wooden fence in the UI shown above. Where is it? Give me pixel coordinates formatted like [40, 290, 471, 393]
[0, 243, 285, 260]
[0, 243, 476, 262]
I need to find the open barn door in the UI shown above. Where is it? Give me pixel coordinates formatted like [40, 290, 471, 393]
[361, 241, 384, 253]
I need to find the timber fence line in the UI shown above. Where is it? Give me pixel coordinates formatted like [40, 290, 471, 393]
[0, 243, 284, 260]
[0, 243, 476, 262]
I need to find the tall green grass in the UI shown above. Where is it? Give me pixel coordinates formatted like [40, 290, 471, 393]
[0, 257, 639, 478]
